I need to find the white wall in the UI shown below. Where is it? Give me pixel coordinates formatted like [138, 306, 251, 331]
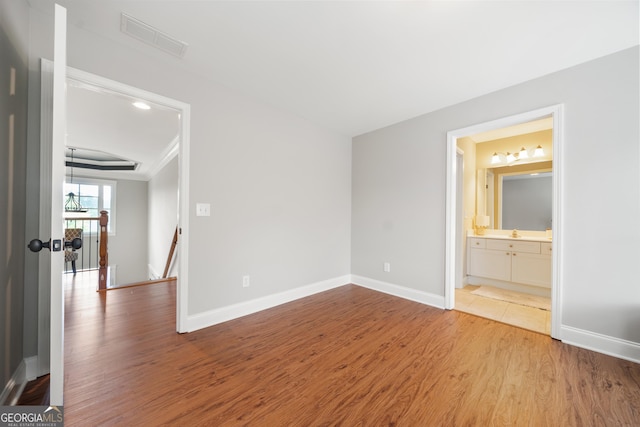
[352, 47, 640, 354]
[107, 178, 148, 285]
[31, 6, 353, 320]
[148, 156, 178, 279]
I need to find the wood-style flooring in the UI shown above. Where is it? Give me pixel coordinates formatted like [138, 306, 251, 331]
[17, 375, 50, 406]
[64, 278, 640, 426]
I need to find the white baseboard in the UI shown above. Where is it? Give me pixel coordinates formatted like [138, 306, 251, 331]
[0, 358, 28, 405]
[148, 264, 161, 280]
[350, 275, 445, 309]
[24, 356, 38, 381]
[561, 326, 640, 364]
[182, 273, 638, 364]
[185, 275, 350, 332]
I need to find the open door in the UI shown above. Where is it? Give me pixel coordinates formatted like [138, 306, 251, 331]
[49, 4, 67, 406]
[30, 4, 67, 406]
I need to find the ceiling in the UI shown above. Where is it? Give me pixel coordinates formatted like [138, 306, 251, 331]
[31, 1, 638, 179]
[66, 80, 180, 180]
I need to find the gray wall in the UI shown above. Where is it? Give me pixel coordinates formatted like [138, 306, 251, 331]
[352, 47, 640, 344]
[502, 175, 552, 231]
[148, 157, 178, 279]
[0, 0, 29, 398]
[26, 6, 353, 316]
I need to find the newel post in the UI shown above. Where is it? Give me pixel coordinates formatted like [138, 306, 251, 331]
[98, 210, 108, 291]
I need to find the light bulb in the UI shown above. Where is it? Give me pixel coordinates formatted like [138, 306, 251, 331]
[534, 145, 544, 157]
[519, 147, 528, 159]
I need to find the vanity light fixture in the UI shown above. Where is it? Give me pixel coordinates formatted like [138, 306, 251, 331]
[490, 144, 545, 165]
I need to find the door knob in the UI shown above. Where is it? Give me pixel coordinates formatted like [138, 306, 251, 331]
[65, 238, 82, 250]
[28, 238, 62, 252]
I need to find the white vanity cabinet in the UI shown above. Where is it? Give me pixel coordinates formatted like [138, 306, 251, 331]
[467, 237, 552, 288]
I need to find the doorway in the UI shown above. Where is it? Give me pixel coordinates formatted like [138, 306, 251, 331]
[445, 105, 563, 339]
[63, 67, 190, 331]
[38, 65, 192, 386]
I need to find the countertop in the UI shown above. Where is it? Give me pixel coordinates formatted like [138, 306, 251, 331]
[469, 233, 552, 243]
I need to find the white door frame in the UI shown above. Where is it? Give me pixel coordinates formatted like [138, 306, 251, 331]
[62, 67, 191, 333]
[39, 64, 191, 395]
[445, 105, 564, 339]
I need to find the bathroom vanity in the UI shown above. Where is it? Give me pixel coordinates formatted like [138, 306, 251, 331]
[467, 235, 552, 289]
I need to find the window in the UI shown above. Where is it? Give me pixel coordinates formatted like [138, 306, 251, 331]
[64, 178, 117, 234]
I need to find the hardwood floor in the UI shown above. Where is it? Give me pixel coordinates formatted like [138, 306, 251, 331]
[64, 280, 640, 426]
[17, 375, 49, 405]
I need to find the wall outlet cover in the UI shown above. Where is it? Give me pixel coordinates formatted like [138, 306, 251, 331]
[196, 203, 211, 217]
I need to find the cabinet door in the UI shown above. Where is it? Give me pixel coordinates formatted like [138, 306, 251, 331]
[468, 248, 511, 281]
[511, 252, 552, 288]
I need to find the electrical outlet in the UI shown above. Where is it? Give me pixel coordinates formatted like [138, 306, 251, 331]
[196, 203, 211, 217]
[383, 262, 391, 272]
[242, 275, 250, 288]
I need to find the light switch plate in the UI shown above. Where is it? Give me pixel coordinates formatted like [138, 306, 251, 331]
[196, 203, 211, 217]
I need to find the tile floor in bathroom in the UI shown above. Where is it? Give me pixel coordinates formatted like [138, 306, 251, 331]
[455, 285, 551, 335]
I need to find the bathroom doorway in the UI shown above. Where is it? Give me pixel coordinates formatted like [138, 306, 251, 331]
[445, 105, 563, 338]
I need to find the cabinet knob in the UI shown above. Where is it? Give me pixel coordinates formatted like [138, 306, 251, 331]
[506, 252, 510, 255]
[509, 244, 513, 248]
[513, 253, 517, 256]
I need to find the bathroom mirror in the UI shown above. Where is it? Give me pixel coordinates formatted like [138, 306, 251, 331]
[481, 163, 553, 231]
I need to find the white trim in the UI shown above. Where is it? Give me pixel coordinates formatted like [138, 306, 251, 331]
[177, 105, 190, 332]
[445, 105, 564, 340]
[561, 326, 640, 364]
[0, 356, 39, 405]
[184, 276, 350, 332]
[63, 65, 191, 334]
[38, 59, 53, 379]
[146, 136, 179, 179]
[351, 275, 445, 309]
[148, 263, 161, 280]
[550, 106, 564, 339]
[24, 356, 38, 381]
[64, 176, 117, 235]
[0, 359, 27, 405]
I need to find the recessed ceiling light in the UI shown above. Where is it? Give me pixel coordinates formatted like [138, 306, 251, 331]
[133, 101, 151, 110]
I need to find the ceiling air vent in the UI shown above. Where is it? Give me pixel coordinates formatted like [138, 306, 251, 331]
[120, 13, 188, 58]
